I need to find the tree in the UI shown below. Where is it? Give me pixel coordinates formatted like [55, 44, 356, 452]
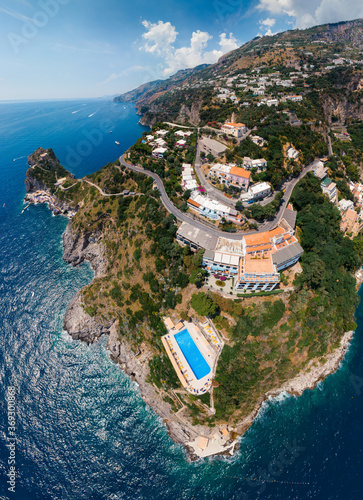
[191, 292, 219, 317]
[235, 200, 244, 212]
[189, 269, 207, 288]
[182, 189, 192, 200]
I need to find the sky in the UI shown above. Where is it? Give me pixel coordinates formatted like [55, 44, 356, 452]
[0, 0, 363, 100]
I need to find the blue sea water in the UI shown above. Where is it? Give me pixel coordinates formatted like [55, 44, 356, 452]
[1, 99, 363, 499]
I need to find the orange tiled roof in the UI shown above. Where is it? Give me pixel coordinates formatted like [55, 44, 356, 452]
[188, 199, 201, 208]
[244, 227, 284, 247]
[274, 235, 297, 250]
[229, 166, 251, 178]
[246, 243, 272, 252]
[224, 122, 246, 128]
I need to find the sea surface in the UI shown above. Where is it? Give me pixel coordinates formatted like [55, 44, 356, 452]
[1, 99, 363, 499]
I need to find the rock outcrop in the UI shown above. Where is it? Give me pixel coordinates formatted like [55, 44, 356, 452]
[25, 147, 77, 216]
[234, 330, 353, 436]
[176, 101, 202, 126]
[62, 224, 113, 343]
[62, 225, 107, 277]
[323, 93, 363, 125]
[64, 292, 115, 344]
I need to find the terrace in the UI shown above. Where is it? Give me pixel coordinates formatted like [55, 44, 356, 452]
[162, 319, 218, 394]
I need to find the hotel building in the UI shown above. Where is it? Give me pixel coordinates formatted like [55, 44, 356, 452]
[177, 205, 303, 292]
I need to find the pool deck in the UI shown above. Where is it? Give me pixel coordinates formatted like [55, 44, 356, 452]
[162, 320, 216, 394]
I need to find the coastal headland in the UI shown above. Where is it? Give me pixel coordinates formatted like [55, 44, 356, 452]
[24, 144, 361, 460]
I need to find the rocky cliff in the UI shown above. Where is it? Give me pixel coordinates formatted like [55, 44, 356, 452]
[25, 147, 78, 216]
[62, 224, 113, 344]
[61, 222, 230, 459]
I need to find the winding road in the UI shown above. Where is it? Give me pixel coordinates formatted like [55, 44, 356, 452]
[119, 153, 319, 240]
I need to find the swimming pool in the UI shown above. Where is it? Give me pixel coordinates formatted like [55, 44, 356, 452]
[174, 329, 211, 380]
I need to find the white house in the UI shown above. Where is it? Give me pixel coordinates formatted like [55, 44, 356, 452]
[241, 182, 272, 202]
[243, 157, 267, 170]
[152, 147, 168, 159]
[266, 98, 279, 106]
[287, 145, 299, 160]
[283, 95, 303, 102]
[321, 178, 338, 204]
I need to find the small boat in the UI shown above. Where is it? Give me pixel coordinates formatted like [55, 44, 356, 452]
[115, 141, 120, 145]
[109, 131, 112, 133]
[21, 204, 30, 214]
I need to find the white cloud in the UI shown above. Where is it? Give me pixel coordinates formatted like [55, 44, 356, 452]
[140, 21, 238, 76]
[260, 17, 276, 27]
[258, 17, 277, 36]
[219, 32, 239, 53]
[163, 31, 238, 76]
[257, 0, 363, 29]
[141, 20, 178, 55]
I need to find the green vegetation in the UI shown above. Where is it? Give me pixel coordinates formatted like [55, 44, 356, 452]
[245, 192, 283, 221]
[211, 174, 362, 422]
[29, 19, 363, 431]
[191, 292, 219, 317]
[129, 124, 197, 208]
[28, 148, 71, 194]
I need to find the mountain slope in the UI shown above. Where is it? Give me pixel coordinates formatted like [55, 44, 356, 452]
[113, 18, 363, 127]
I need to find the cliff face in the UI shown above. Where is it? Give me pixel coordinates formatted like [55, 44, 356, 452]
[25, 147, 77, 216]
[315, 19, 363, 48]
[106, 325, 196, 449]
[62, 224, 107, 275]
[60, 221, 219, 458]
[322, 73, 363, 125]
[176, 101, 202, 126]
[24, 172, 48, 194]
[63, 292, 115, 344]
[323, 95, 363, 125]
[62, 224, 112, 344]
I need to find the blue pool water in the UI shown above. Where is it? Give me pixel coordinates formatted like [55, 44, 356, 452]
[174, 329, 211, 380]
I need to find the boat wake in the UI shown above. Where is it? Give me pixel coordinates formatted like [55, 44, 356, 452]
[72, 110, 81, 114]
[13, 156, 26, 162]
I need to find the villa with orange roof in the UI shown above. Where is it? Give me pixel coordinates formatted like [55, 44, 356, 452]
[221, 121, 247, 138]
[228, 166, 251, 188]
[209, 163, 251, 190]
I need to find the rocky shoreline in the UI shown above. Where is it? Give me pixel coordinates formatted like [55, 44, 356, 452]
[60, 223, 355, 460]
[61, 225, 238, 460]
[24, 175, 77, 217]
[233, 330, 353, 437]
